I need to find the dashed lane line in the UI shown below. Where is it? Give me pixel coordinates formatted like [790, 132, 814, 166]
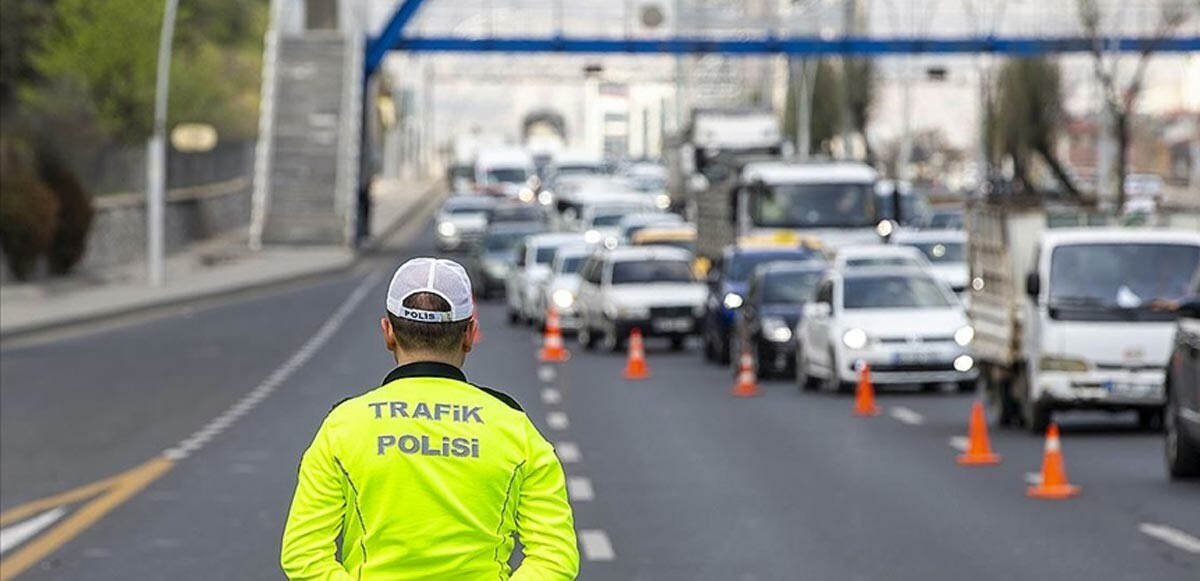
[1024, 472, 1043, 485]
[164, 271, 381, 461]
[537, 366, 557, 383]
[579, 530, 615, 561]
[555, 442, 581, 463]
[567, 477, 594, 501]
[547, 411, 570, 430]
[888, 406, 925, 425]
[541, 387, 562, 405]
[948, 436, 969, 452]
[1138, 523, 1200, 555]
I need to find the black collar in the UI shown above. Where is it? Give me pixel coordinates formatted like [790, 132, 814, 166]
[381, 361, 467, 386]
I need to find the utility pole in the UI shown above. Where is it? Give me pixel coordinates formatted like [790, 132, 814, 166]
[147, 0, 180, 287]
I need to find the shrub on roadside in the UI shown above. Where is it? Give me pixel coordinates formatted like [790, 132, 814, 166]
[0, 140, 60, 280]
[36, 149, 94, 275]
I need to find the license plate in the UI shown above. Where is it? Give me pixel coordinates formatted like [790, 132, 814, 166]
[892, 350, 934, 364]
[653, 317, 692, 332]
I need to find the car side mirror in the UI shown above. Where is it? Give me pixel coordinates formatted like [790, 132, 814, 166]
[804, 302, 831, 318]
[1025, 272, 1040, 302]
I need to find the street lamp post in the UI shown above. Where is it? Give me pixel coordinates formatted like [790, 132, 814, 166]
[147, 0, 180, 287]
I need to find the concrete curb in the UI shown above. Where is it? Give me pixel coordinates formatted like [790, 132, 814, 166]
[0, 182, 443, 344]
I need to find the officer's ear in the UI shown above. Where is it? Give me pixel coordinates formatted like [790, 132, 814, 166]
[380, 317, 398, 352]
[461, 318, 477, 354]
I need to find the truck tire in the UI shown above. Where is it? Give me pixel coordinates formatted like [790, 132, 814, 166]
[1023, 398, 1052, 435]
[1166, 374, 1200, 478]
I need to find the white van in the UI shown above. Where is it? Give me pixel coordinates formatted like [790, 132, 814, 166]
[475, 147, 536, 199]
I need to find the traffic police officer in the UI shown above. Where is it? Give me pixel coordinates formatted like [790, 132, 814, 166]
[281, 258, 579, 580]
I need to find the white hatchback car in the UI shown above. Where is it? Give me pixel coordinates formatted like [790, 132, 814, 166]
[795, 268, 978, 392]
[531, 245, 593, 331]
[891, 230, 968, 293]
[575, 246, 707, 351]
[505, 232, 587, 324]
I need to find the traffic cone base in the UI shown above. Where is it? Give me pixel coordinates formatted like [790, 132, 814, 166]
[1026, 424, 1080, 499]
[957, 400, 1002, 466]
[623, 328, 651, 380]
[852, 363, 880, 416]
[730, 349, 760, 397]
[539, 306, 570, 362]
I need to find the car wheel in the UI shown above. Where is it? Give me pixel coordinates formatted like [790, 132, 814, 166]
[578, 322, 598, 351]
[1166, 374, 1200, 478]
[1137, 409, 1164, 432]
[825, 349, 850, 393]
[796, 344, 819, 392]
[669, 335, 686, 351]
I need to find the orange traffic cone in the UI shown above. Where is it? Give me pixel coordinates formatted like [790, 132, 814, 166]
[730, 345, 761, 397]
[623, 328, 651, 379]
[957, 400, 1001, 465]
[1027, 424, 1081, 499]
[538, 306, 570, 362]
[852, 362, 880, 416]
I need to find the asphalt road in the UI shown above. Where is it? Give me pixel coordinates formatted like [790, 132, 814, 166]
[2, 216, 1198, 580]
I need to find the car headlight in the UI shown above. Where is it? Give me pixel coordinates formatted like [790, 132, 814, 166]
[584, 230, 602, 244]
[538, 191, 553, 206]
[723, 292, 744, 310]
[762, 317, 793, 343]
[1039, 355, 1089, 372]
[518, 188, 535, 203]
[437, 222, 457, 237]
[603, 236, 620, 250]
[954, 325, 975, 347]
[953, 355, 975, 372]
[552, 289, 575, 309]
[842, 328, 869, 350]
[655, 194, 671, 209]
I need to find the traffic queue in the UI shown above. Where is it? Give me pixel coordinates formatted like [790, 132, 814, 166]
[438, 144, 1200, 482]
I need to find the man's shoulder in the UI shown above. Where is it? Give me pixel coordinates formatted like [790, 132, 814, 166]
[470, 383, 524, 412]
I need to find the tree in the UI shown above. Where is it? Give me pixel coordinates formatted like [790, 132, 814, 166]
[0, 0, 54, 111]
[1077, 0, 1192, 208]
[994, 58, 1080, 196]
[783, 59, 842, 156]
[844, 58, 876, 164]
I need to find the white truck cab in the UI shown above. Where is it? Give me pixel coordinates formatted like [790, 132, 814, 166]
[970, 203, 1200, 432]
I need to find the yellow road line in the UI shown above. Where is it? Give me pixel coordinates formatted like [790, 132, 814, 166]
[0, 457, 173, 581]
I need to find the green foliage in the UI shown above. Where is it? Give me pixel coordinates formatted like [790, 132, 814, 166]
[0, 138, 59, 280]
[994, 58, 1078, 196]
[29, 0, 268, 143]
[844, 58, 875, 162]
[0, 0, 54, 109]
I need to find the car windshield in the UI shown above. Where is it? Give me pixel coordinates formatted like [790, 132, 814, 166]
[449, 165, 473, 180]
[490, 206, 542, 223]
[484, 231, 535, 252]
[875, 195, 928, 225]
[844, 256, 923, 268]
[556, 164, 602, 175]
[629, 176, 666, 192]
[729, 251, 816, 281]
[558, 256, 586, 274]
[843, 275, 954, 309]
[903, 241, 964, 264]
[447, 204, 490, 215]
[763, 271, 823, 304]
[592, 212, 632, 227]
[486, 168, 528, 184]
[611, 260, 694, 284]
[753, 183, 875, 228]
[1048, 243, 1200, 322]
[535, 247, 558, 264]
[924, 211, 964, 229]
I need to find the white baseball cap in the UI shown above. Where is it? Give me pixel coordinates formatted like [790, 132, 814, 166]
[386, 258, 475, 323]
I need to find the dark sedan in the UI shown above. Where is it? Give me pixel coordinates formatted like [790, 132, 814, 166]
[1166, 293, 1200, 479]
[730, 261, 826, 378]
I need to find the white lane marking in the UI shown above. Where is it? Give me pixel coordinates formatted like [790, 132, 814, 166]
[537, 366, 557, 383]
[0, 507, 67, 555]
[163, 272, 383, 461]
[546, 411, 570, 430]
[1024, 472, 1043, 485]
[888, 406, 925, 425]
[541, 388, 562, 405]
[579, 529, 615, 561]
[948, 436, 969, 452]
[1138, 523, 1200, 554]
[556, 442, 581, 463]
[566, 476, 594, 501]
